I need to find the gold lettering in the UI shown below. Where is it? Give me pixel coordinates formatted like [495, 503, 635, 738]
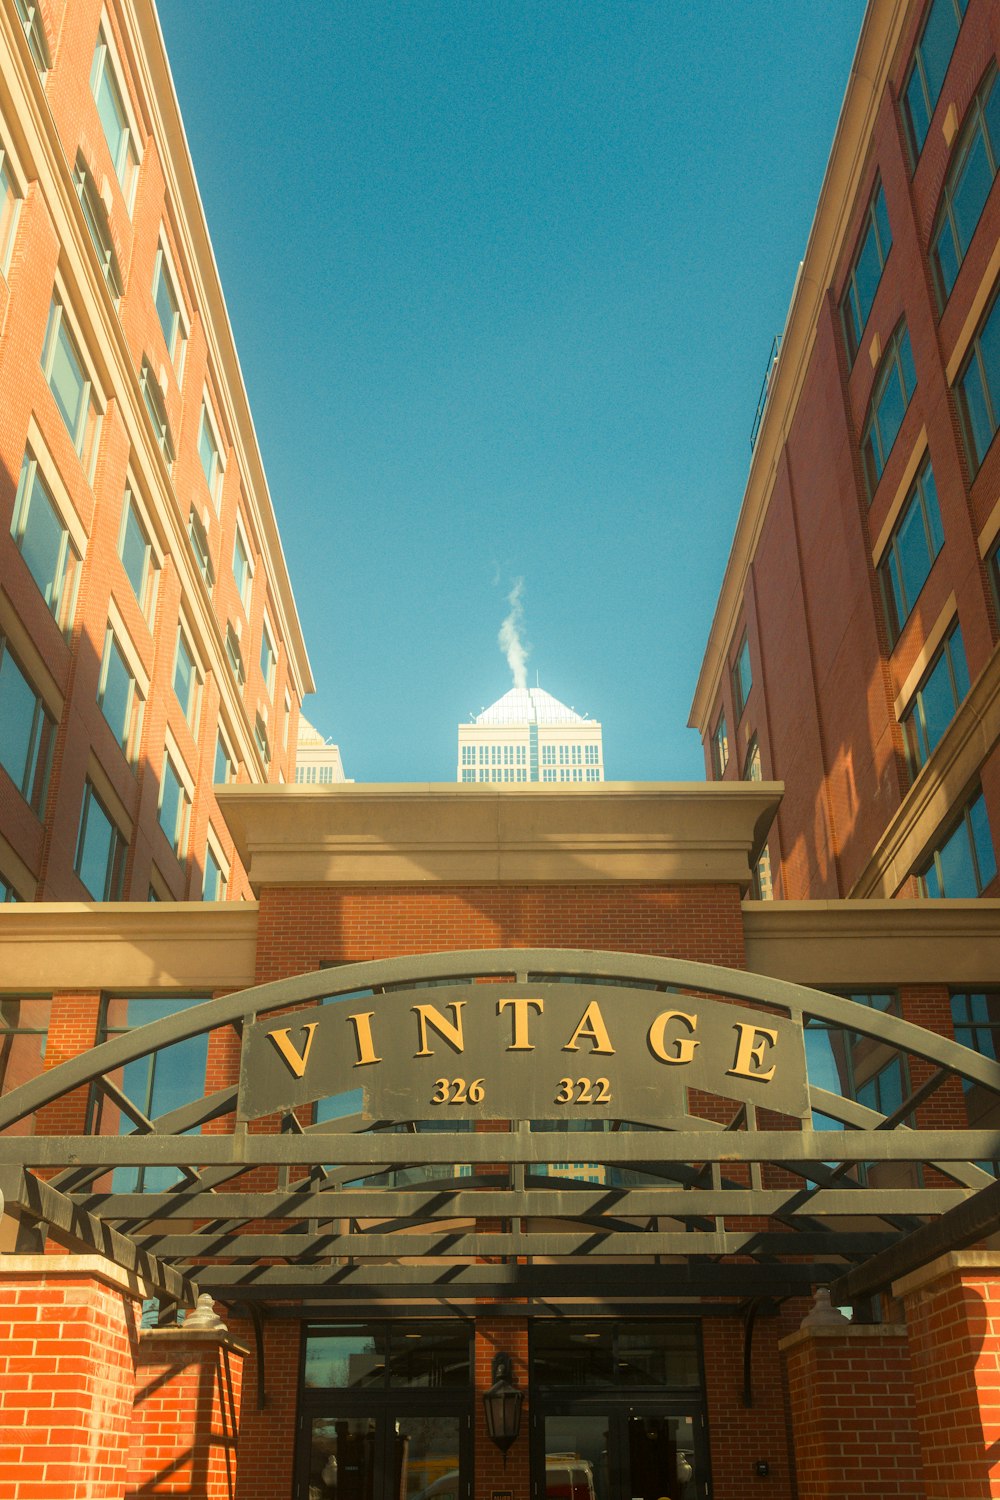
[497, 997, 544, 1050]
[647, 1009, 700, 1065]
[728, 1022, 778, 1082]
[562, 1000, 615, 1055]
[347, 1011, 381, 1066]
[267, 1021, 319, 1079]
[412, 1001, 466, 1057]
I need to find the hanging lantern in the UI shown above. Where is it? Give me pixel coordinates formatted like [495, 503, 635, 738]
[482, 1352, 523, 1455]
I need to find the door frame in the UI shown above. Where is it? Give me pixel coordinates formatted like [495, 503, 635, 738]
[530, 1398, 709, 1500]
[295, 1395, 474, 1500]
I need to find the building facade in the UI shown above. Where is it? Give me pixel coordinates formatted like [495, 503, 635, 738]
[0, 0, 313, 906]
[294, 714, 349, 785]
[690, 0, 1000, 905]
[0, 781, 999, 1500]
[458, 687, 604, 783]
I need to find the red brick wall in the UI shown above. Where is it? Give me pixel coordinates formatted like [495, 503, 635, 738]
[703, 1308, 802, 1500]
[902, 1261, 1000, 1499]
[0, 1264, 140, 1499]
[128, 1332, 243, 1500]
[782, 1325, 921, 1499]
[254, 883, 747, 984]
[229, 1318, 301, 1500]
[475, 1318, 528, 1500]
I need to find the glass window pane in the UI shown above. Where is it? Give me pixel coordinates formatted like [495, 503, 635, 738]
[853, 223, 883, 327]
[94, 51, 127, 177]
[895, 496, 934, 609]
[906, 66, 931, 155]
[962, 354, 994, 467]
[937, 813, 979, 898]
[99, 636, 132, 751]
[921, 0, 962, 105]
[305, 1328, 384, 1388]
[159, 758, 183, 852]
[153, 258, 179, 357]
[970, 792, 997, 889]
[174, 636, 194, 715]
[307, 1416, 377, 1500]
[76, 788, 116, 898]
[0, 646, 40, 795]
[120, 501, 149, 602]
[49, 319, 86, 438]
[386, 1326, 470, 1388]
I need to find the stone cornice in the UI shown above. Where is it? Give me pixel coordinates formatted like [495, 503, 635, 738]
[0, 902, 258, 991]
[216, 782, 784, 893]
[743, 898, 1000, 983]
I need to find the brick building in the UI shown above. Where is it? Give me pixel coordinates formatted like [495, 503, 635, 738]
[0, 782, 999, 1500]
[690, 0, 1000, 905]
[0, 0, 313, 906]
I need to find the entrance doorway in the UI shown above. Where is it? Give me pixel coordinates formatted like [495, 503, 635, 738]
[536, 1410, 703, 1500]
[303, 1411, 471, 1500]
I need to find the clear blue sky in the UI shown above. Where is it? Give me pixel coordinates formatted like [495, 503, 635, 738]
[158, 1, 867, 783]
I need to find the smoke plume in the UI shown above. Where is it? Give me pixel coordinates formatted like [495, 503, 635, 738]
[498, 579, 529, 690]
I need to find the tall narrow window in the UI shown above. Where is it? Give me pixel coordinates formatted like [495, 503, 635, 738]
[743, 736, 762, 781]
[188, 509, 214, 587]
[139, 358, 175, 462]
[152, 244, 182, 363]
[75, 781, 127, 899]
[731, 635, 752, 718]
[918, 788, 997, 897]
[203, 842, 228, 902]
[225, 622, 245, 688]
[901, 621, 970, 774]
[260, 618, 277, 697]
[840, 181, 892, 363]
[862, 323, 917, 497]
[97, 628, 144, 763]
[214, 731, 236, 786]
[0, 145, 22, 277]
[10, 453, 82, 635]
[955, 282, 1000, 475]
[198, 402, 223, 506]
[877, 457, 944, 643]
[232, 521, 253, 611]
[41, 298, 102, 476]
[118, 490, 155, 618]
[158, 752, 190, 858]
[73, 157, 123, 298]
[13, 0, 50, 74]
[932, 68, 1000, 303]
[712, 712, 729, 777]
[903, 0, 969, 161]
[90, 26, 139, 208]
[0, 636, 56, 814]
[172, 627, 200, 728]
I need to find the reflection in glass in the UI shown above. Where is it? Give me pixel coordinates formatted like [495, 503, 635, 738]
[308, 1416, 376, 1500]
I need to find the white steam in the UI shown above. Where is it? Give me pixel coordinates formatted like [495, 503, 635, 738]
[498, 578, 529, 690]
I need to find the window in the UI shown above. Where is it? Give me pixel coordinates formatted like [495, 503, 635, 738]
[118, 490, 155, 617]
[917, 787, 997, 896]
[232, 521, 253, 611]
[731, 635, 752, 717]
[990, 537, 1000, 618]
[1, 144, 22, 277]
[901, 621, 970, 774]
[861, 323, 917, 497]
[139, 358, 175, 462]
[0, 997, 51, 1098]
[11, 453, 82, 634]
[260, 617, 276, 697]
[950, 992, 1000, 1134]
[840, 181, 892, 362]
[203, 842, 227, 902]
[877, 457, 944, 642]
[743, 736, 762, 781]
[73, 157, 123, 298]
[932, 69, 1000, 304]
[542, 744, 556, 765]
[752, 846, 773, 899]
[461, 745, 474, 766]
[197, 402, 223, 506]
[90, 26, 139, 207]
[225, 622, 245, 688]
[461, 769, 475, 782]
[172, 627, 199, 728]
[188, 509, 214, 587]
[13, 0, 50, 73]
[158, 752, 190, 858]
[903, 0, 969, 161]
[955, 282, 1000, 475]
[42, 298, 102, 476]
[0, 636, 55, 814]
[97, 628, 143, 763]
[152, 244, 182, 363]
[75, 781, 127, 898]
[712, 713, 729, 776]
[585, 767, 600, 781]
[214, 730, 236, 786]
[255, 712, 271, 768]
[805, 994, 909, 1171]
[585, 744, 599, 765]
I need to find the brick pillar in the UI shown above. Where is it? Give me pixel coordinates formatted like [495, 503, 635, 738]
[0, 1255, 142, 1499]
[780, 1310, 921, 1499]
[475, 1317, 528, 1500]
[231, 1318, 301, 1500]
[896, 1251, 1000, 1499]
[703, 1313, 798, 1499]
[127, 1327, 245, 1498]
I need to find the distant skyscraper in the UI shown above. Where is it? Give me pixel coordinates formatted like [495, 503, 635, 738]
[294, 715, 350, 784]
[457, 686, 604, 783]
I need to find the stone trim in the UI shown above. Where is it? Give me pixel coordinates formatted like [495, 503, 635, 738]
[779, 1322, 908, 1352]
[0, 1253, 150, 1299]
[892, 1249, 1000, 1300]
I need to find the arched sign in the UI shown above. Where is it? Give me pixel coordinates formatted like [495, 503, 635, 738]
[241, 984, 810, 1122]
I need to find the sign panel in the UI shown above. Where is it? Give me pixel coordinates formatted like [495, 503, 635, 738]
[239, 984, 809, 1124]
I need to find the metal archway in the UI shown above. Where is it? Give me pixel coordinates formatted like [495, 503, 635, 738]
[1, 947, 999, 1309]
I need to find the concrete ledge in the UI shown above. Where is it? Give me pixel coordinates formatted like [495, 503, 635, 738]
[0, 1252, 151, 1299]
[779, 1322, 908, 1352]
[138, 1327, 250, 1357]
[893, 1249, 1000, 1300]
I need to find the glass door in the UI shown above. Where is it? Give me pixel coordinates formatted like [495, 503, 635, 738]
[302, 1410, 469, 1500]
[538, 1410, 704, 1500]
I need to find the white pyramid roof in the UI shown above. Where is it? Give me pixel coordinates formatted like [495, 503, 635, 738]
[474, 687, 589, 726]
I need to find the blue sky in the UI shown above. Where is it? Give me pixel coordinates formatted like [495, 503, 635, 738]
[159, 1, 867, 782]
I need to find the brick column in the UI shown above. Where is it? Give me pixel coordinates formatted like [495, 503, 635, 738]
[127, 1326, 244, 1498]
[475, 1317, 528, 1500]
[780, 1303, 921, 1499]
[0, 1255, 142, 1499]
[231, 1318, 300, 1500]
[896, 1251, 1000, 1499]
